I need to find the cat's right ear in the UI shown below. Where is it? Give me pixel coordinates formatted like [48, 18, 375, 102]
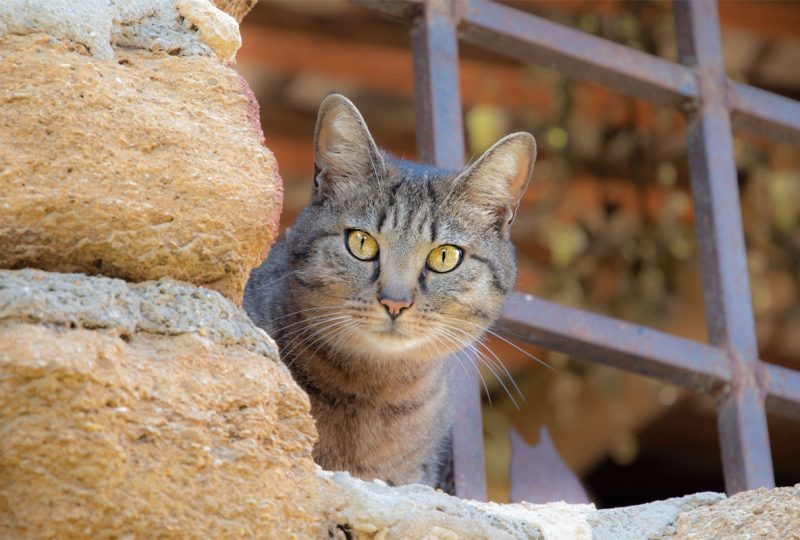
[312, 94, 385, 201]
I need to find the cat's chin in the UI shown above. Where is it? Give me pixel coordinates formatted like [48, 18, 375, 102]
[368, 330, 423, 353]
[331, 328, 443, 362]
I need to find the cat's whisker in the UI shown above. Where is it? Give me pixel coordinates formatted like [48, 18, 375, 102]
[435, 326, 520, 410]
[440, 314, 553, 370]
[433, 320, 525, 403]
[327, 321, 363, 356]
[280, 318, 343, 360]
[299, 320, 362, 363]
[366, 145, 384, 200]
[250, 269, 303, 291]
[280, 325, 325, 368]
[282, 323, 342, 363]
[271, 312, 351, 335]
[436, 326, 522, 407]
[429, 331, 481, 402]
[430, 330, 493, 407]
[310, 291, 358, 303]
[276, 316, 352, 346]
[283, 318, 359, 364]
[267, 304, 348, 323]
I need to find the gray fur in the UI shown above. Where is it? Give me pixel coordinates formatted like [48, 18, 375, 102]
[244, 94, 535, 490]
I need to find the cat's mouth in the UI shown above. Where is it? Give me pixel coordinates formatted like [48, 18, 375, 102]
[367, 319, 424, 348]
[373, 327, 407, 338]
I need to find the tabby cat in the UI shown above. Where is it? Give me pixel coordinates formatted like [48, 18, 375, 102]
[243, 94, 535, 489]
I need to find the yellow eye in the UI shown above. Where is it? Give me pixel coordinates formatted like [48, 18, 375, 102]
[427, 245, 463, 273]
[346, 229, 379, 261]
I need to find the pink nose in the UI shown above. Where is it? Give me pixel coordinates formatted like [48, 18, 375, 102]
[379, 295, 413, 319]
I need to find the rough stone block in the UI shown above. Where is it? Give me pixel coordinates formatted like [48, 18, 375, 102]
[676, 484, 800, 539]
[0, 33, 282, 304]
[0, 269, 321, 538]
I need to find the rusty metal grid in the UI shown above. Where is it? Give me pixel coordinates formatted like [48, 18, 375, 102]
[361, 0, 800, 502]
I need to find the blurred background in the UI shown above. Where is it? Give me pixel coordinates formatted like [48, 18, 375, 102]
[235, 0, 800, 507]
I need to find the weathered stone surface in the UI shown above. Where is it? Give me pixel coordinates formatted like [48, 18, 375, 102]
[320, 470, 724, 540]
[177, 0, 241, 62]
[0, 0, 241, 61]
[589, 491, 724, 540]
[0, 33, 282, 304]
[0, 270, 322, 538]
[675, 484, 800, 539]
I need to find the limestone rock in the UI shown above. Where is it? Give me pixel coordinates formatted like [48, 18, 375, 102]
[675, 484, 800, 539]
[589, 491, 724, 539]
[320, 470, 724, 540]
[0, 269, 322, 538]
[0, 33, 282, 304]
[0, 0, 242, 61]
[177, 0, 241, 62]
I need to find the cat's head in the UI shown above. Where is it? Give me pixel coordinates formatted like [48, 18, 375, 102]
[284, 94, 535, 363]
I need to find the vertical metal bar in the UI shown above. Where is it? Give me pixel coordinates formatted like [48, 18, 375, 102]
[411, 0, 465, 169]
[673, 0, 774, 494]
[411, 0, 487, 500]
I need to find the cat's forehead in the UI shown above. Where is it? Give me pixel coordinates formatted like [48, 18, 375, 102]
[345, 183, 471, 247]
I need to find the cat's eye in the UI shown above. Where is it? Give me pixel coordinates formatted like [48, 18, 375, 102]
[427, 245, 463, 273]
[345, 229, 379, 261]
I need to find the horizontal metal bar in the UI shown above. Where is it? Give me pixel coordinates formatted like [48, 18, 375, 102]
[352, 0, 423, 20]
[497, 292, 731, 392]
[458, 0, 697, 106]
[764, 363, 800, 420]
[730, 82, 800, 145]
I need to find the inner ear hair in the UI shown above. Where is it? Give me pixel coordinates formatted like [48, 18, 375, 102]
[459, 132, 537, 224]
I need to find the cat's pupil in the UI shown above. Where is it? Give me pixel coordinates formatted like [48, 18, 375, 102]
[360, 237, 365, 250]
[441, 250, 446, 263]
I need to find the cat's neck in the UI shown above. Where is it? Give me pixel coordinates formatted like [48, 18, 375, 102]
[286, 343, 449, 403]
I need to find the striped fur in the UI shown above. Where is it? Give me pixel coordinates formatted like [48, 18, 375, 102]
[244, 94, 535, 489]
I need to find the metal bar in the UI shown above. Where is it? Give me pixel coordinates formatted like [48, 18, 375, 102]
[411, 0, 466, 169]
[410, 0, 487, 501]
[730, 82, 800, 146]
[765, 364, 800, 420]
[673, 0, 774, 494]
[458, 0, 697, 106]
[498, 293, 731, 392]
[716, 385, 775, 493]
[450, 352, 488, 501]
[351, 0, 423, 20]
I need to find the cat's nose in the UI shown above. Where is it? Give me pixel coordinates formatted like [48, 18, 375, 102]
[378, 294, 413, 320]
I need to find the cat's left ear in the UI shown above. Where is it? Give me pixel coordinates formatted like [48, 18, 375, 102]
[456, 132, 536, 229]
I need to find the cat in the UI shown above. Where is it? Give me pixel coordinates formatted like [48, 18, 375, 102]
[243, 93, 535, 489]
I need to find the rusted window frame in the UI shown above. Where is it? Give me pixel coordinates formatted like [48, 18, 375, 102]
[363, 0, 800, 501]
